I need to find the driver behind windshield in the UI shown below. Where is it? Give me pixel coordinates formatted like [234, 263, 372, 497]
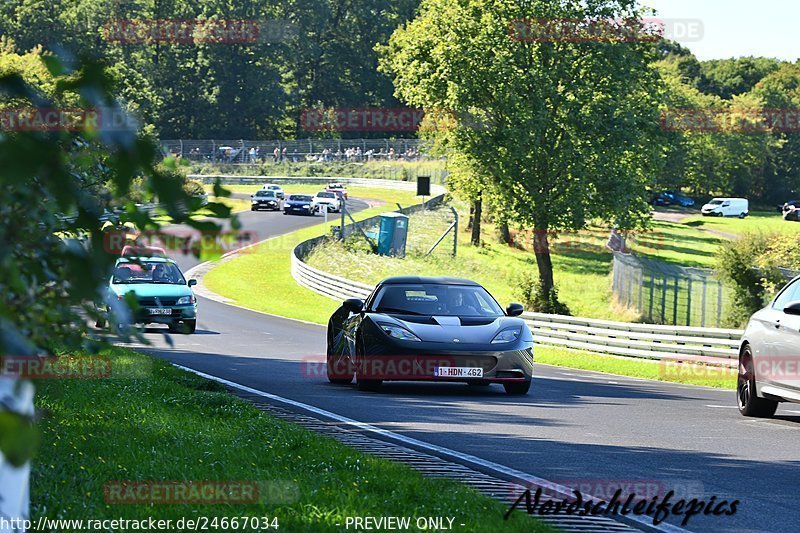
[449, 289, 477, 316]
[152, 263, 178, 283]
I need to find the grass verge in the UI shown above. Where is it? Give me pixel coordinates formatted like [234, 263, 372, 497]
[536, 347, 736, 389]
[32, 346, 543, 531]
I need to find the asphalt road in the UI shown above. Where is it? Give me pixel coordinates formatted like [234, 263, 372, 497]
[131, 199, 799, 533]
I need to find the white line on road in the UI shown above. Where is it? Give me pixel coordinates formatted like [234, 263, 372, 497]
[173, 363, 690, 533]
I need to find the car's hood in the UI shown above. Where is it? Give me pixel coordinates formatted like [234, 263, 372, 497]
[701, 203, 719, 210]
[372, 314, 529, 344]
[315, 197, 337, 203]
[110, 283, 192, 298]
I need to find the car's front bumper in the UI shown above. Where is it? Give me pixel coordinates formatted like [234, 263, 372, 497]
[284, 206, 313, 214]
[252, 200, 279, 209]
[356, 340, 534, 383]
[134, 304, 197, 324]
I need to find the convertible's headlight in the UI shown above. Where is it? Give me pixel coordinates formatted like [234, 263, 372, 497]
[176, 296, 195, 305]
[378, 323, 421, 342]
[491, 327, 522, 344]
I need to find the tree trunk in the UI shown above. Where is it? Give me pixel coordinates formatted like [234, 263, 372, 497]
[499, 220, 511, 245]
[533, 227, 555, 302]
[466, 205, 474, 230]
[0, 379, 33, 528]
[470, 194, 482, 246]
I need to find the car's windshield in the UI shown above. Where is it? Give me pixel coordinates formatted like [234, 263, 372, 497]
[371, 284, 504, 317]
[255, 190, 274, 197]
[265, 185, 280, 190]
[317, 192, 335, 198]
[708, 199, 723, 205]
[289, 195, 312, 201]
[112, 261, 187, 285]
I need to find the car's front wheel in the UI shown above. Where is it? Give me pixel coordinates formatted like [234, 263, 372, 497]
[503, 381, 531, 395]
[327, 331, 354, 385]
[738, 345, 778, 417]
[169, 320, 196, 334]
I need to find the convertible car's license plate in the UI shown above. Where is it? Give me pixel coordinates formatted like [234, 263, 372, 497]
[147, 308, 171, 315]
[434, 367, 483, 378]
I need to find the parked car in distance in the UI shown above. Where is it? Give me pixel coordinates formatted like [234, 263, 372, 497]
[251, 189, 281, 211]
[98, 257, 198, 334]
[779, 200, 800, 221]
[777, 200, 799, 213]
[326, 182, 348, 199]
[312, 191, 342, 213]
[738, 275, 800, 418]
[283, 194, 317, 216]
[261, 183, 285, 200]
[701, 197, 748, 218]
[651, 190, 695, 207]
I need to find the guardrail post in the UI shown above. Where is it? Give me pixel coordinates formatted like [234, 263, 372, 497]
[672, 277, 679, 325]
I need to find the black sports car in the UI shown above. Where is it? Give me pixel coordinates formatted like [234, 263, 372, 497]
[326, 276, 534, 394]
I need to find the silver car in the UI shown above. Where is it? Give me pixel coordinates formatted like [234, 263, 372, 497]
[738, 276, 800, 417]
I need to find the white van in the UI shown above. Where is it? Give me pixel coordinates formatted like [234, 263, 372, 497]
[701, 197, 749, 218]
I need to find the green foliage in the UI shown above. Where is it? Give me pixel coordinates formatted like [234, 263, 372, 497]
[716, 232, 800, 326]
[0, 0, 418, 139]
[511, 270, 570, 316]
[0, 54, 232, 462]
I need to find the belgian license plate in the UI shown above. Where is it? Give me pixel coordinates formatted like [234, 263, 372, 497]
[434, 367, 483, 378]
[148, 308, 171, 315]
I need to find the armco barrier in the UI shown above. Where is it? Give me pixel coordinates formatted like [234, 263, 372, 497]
[189, 174, 447, 194]
[291, 226, 743, 367]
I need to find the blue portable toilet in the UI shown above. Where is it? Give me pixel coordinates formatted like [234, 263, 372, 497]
[377, 212, 409, 257]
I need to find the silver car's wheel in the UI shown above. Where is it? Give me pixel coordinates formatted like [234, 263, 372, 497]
[737, 345, 778, 418]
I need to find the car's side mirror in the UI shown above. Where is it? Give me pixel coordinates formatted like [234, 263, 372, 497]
[783, 301, 800, 316]
[188, 279, 198, 287]
[506, 303, 524, 317]
[343, 298, 364, 313]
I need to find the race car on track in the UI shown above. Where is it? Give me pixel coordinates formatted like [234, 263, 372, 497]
[283, 194, 317, 215]
[98, 257, 198, 334]
[326, 276, 533, 394]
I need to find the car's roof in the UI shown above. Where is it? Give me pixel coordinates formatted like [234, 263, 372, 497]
[116, 257, 174, 264]
[378, 276, 481, 287]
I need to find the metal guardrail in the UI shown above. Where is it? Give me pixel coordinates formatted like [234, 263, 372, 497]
[291, 229, 744, 368]
[189, 174, 448, 192]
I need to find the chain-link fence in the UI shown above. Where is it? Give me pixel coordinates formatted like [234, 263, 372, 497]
[162, 139, 434, 163]
[612, 252, 729, 327]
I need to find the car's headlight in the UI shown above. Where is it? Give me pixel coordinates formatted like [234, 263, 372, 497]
[491, 327, 522, 344]
[176, 296, 195, 305]
[303, 204, 311, 208]
[378, 323, 421, 342]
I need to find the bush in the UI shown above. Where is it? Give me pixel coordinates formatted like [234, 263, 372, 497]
[716, 232, 800, 326]
[512, 270, 571, 315]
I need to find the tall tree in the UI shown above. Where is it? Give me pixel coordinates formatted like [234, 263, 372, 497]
[380, 0, 662, 311]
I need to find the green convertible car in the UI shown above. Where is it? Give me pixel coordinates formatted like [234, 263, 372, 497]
[99, 257, 198, 334]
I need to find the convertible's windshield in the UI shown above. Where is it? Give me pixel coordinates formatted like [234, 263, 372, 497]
[289, 195, 312, 201]
[371, 284, 504, 317]
[112, 261, 187, 285]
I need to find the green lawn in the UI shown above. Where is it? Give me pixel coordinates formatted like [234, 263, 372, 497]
[32, 347, 543, 531]
[682, 210, 798, 237]
[192, 159, 448, 182]
[536, 347, 736, 389]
